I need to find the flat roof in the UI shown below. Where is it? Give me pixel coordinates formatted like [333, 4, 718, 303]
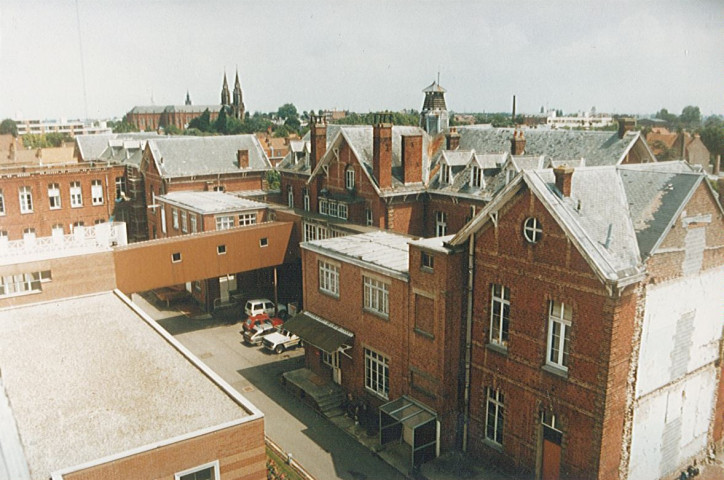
[159, 190, 268, 214]
[0, 291, 251, 479]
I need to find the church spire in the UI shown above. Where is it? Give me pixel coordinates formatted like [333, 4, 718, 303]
[221, 72, 231, 106]
[232, 68, 245, 120]
[185, 90, 192, 105]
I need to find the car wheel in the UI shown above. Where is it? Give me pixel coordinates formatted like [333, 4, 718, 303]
[275, 345, 285, 354]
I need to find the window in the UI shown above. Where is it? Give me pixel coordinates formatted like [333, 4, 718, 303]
[190, 214, 197, 233]
[70, 181, 82, 207]
[319, 198, 328, 215]
[435, 211, 447, 237]
[0, 189, 5, 215]
[328, 201, 338, 218]
[365, 348, 389, 399]
[19, 186, 33, 213]
[238, 213, 257, 226]
[48, 183, 61, 209]
[303, 222, 329, 241]
[71, 222, 84, 232]
[490, 284, 510, 347]
[115, 176, 126, 199]
[346, 167, 355, 189]
[260, 237, 268, 247]
[52, 224, 64, 237]
[181, 211, 188, 232]
[366, 207, 373, 226]
[319, 260, 339, 296]
[0, 272, 43, 298]
[171, 252, 182, 263]
[23, 228, 36, 241]
[91, 179, 104, 205]
[215, 215, 234, 230]
[363, 276, 389, 316]
[471, 165, 483, 188]
[212, 185, 225, 192]
[421, 251, 434, 271]
[547, 301, 571, 371]
[175, 460, 219, 480]
[287, 185, 294, 208]
[172, 208, 179, 229]
[338, 203, 348, 220]
[440, 163, 451, 184]
[217, 244, 226, 255]
[161, 207, 167, 234]
[523, 217, 542, 244]
[486, 387, 504, 445]
[94, 218, 105, 225]
[303, 189, 310, 211]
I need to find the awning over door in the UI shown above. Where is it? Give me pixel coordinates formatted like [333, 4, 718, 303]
[282, 311, 354, 353]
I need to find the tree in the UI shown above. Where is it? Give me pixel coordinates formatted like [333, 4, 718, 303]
[266, 170, 280, 190]
[214, 107, 228, 134]
[699, 115, 724, 158]
[277, 103, 298, 120]
[0, 118, 18, 136]
[109, 119, 139, 133]
[679, 105, 702, 128]
[655, 108, 678, 124]
[164, 124, 182, 135]
[188, 109, 211, 132]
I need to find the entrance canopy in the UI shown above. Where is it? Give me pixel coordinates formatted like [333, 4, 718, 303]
[380, 396, 438, 468]
[283, 311, 354, 353]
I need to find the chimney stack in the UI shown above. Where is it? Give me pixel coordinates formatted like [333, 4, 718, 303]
[714, 154, 721, 176]
[402, 134, 423, 184]
[512, 95, 516, 124]
[310, 114, 327, 171]
[237, 149, 249, 168]
[618, 117, 636, 139]
[373, 113, 393, 189]
[446, 127, 460, 150]
[554, 165, 574, 197]
[511, 130, 526, 155]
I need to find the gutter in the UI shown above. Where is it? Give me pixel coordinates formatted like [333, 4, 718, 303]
[462, 227, 474, 451]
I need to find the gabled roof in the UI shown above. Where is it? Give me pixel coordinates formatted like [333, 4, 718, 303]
[427, 149, 508, 201]
[276, 125, 342, 176]
[147, 134, 272, 178]
[310, 125, 434, 196]
[75, 133, 159, 162]
[456, 126, 653, 166]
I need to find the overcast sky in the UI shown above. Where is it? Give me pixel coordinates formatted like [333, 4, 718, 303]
[1, 0, 722, 121]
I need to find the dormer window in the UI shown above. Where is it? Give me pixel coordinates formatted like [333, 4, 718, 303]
[471, 166, 483, 188]
[441, 164, 451, 184]
[346, 167, 355, 190]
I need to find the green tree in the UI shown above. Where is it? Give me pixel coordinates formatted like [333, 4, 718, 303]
[164, 124, 182, 135]
[188, 109, 211, 132]
[699, 115, 724, 159]
[226, 117, 245, 135]
[655, 108, 678, 124]
[679, 105, 701, 128]
[110, 119, 139, 133]
[214, 107, 228, 134]
[277, 103, 298, 120]
[0, 118, 18, 136]
[266, 170, 280, 190]
[46, 132, 70, 147]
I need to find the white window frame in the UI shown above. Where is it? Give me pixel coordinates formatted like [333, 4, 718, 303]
[319, 260, 339, 297]
[319, 198, 328, 215]
[161, 207, 167, 234]
[181, 211, 188, 232]
[190, 213, 197, 233]
[238, 212, 257, 226]
[287, 185, 294, 208]
[19, 186, 33, 213]
[486, 387, 504, 445]
[338, 203, 348, 220]
[171, 252, 182, 263]
[471, 165, 483, 188]
[0, 189, 5, 215]
[0, 272, 43, 298]
[115, 176, 126, 199]
[435, 211, 447, 237]
[172, 208, 179, 230]
[363, 275, 389, 317]
[546, 301, 571, 371]
[346, 167, 355, 189]
[328, 200, 338, 218]
[303, 190, 310, 211]
[366, 207, 373, 226]
[70, 181, 82, 208]
[48, 183, 61, 209]
[523, 217, 542, 244]
[91, 179, 104, 205]
[364, 348, 389, 399]
[490, 284, 510, 347]
[441, 163, 451, 184]
[215, 215, 234, 230]
[421, 251, 434, 271]
[52, 224, 64, 237]
[174, 460, 220, 480]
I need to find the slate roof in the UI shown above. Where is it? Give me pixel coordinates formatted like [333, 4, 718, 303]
[456, 126, 645, 167]
[276, 125, 342, 176]
[128, 105, 220, 114]
[147, 134, 272, 178]
[302, 230, 414, 279]
[75, 133, 159, 162]
[428, 149, 508, 201]
[450, 161, 705, 288]
[158, 190, 268, 214]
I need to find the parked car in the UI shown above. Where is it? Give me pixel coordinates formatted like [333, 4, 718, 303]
[241, 313, 284, 332]
[244, 298, 287, 318]
[262, 329, 302, 354]
[242, 322, 277, 345]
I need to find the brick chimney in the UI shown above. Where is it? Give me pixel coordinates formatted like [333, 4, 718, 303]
[714, 155, 721, 176]
[554, 165, 574, 197]
[373, 114, 393, 189]
[446, 127, 460, 150]
[310, 114, 327, 171]
[237, 149, 249, 168]
[618, 118, 636, 139]
[511, 130, 526, 155]
[402, 134, 423, 184]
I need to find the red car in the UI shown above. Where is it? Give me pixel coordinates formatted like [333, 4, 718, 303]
[241, 313, 284, 332]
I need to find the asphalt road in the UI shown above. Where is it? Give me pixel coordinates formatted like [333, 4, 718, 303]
[133, 294, 406, 480]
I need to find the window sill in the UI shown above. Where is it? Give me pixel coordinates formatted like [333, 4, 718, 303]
[319, 290, 340, 300]
[482, 438, 503, 452]
[413, 327, 434, 339]
[486, 343, 508, 356]
[542, 364, 568, 379]
[365, 387, 389, 401]
[363, 308, 389, 321]
[420, 266, 434, 274]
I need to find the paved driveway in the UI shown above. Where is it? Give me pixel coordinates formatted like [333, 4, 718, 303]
[132, 294, 406, 480]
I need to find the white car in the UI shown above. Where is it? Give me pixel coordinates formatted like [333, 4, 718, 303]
[244, 298, 287, 318]
[242, 322, 277, 345]
[261, 329, 301, 354]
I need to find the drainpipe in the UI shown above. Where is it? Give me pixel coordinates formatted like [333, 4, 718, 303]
[462, 230, 474, 451]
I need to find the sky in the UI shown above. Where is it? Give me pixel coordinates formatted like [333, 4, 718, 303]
[0, 0, 722, 121]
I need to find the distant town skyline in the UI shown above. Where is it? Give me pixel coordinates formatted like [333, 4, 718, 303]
[1, 0, 722, 121]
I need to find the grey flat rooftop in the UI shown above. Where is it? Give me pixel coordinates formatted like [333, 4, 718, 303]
[159, 190, 268, 214]
[409, 235, 455, 253]
[303, 230, 413, 277]
[0, 292, 249, 479]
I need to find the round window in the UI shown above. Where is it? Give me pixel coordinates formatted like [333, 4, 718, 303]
[523, 217, 542, 244]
